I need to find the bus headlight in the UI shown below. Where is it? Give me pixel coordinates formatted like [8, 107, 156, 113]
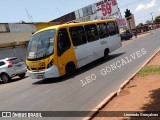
[47, 59, 54, 68]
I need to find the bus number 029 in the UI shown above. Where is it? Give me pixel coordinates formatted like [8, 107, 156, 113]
[80, 74, 97, 86]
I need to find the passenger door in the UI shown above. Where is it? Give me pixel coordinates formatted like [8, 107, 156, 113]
[57, 28, 76, 75]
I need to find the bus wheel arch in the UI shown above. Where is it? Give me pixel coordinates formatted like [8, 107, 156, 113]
[65, 61, 76, 76]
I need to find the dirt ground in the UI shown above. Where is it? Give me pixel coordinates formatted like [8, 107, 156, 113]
[93, 52, 160, 120]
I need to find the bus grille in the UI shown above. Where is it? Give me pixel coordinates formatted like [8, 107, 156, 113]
[31, 67, 45, 71]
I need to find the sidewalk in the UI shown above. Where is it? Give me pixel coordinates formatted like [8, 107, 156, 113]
[93, 51, 160, 120]
[122, 31, 153, 45]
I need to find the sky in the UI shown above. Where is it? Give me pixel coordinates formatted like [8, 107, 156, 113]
[0, 0, 160, 25]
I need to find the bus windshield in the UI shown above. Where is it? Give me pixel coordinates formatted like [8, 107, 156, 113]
[27, 29, 56, 59]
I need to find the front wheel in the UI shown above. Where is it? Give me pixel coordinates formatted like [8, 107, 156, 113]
[65, 63, 76, 77]
[18, 73, 26, 79]
[1, 73, 11, 83]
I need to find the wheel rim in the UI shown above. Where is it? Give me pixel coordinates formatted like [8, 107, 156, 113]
[2, 75, 9, 82]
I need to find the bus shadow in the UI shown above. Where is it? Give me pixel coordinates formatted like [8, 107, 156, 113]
[33, 52, 125, 85]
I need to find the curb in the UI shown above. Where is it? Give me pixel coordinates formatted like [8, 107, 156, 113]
[83, 48, 160, 120]
[82, 92, 117, 120]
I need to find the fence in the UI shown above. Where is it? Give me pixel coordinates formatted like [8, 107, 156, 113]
[0, 45, 27, 61]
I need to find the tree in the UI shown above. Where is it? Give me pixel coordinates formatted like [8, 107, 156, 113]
[154, 16, 160, 23]
[137, 23, 143, 27]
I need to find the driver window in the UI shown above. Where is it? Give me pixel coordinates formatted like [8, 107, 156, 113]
[57, 28, 71, 56]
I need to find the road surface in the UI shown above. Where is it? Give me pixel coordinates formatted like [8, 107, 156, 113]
[0, 29, 160, 120]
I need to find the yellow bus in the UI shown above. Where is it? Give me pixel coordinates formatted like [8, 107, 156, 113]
[26, 19, 122, 79]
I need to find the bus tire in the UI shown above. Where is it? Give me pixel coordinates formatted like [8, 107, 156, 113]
[65, 62, 76, 76]
[104, 48, 109, 59]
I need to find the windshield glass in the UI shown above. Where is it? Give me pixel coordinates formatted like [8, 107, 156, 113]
[27, 29, 56, 59]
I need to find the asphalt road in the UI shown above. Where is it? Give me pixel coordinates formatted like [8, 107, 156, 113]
[0, 29, 160, 120]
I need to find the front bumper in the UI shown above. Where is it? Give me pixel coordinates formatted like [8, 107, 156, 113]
[27, 65, 60, 79]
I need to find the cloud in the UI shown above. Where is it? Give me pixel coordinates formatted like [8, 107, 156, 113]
[135, 4, 145, 11]
[135, 0, 156, 12]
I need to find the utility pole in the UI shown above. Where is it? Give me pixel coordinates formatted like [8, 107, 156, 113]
[150, 12, 154, 23]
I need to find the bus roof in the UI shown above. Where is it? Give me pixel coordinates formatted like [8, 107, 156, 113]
[34, 18, 117, 34]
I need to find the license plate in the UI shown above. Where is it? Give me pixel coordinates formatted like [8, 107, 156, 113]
[36, 73, 45, 79]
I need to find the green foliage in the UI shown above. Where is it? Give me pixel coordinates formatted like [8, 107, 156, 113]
[154, 16, 160, 23]
[137, 65, 160, 77]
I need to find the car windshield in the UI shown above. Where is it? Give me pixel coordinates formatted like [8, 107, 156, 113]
[27, 29, 56, 59]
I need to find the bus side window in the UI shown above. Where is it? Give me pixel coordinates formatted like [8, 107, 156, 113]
[107, 22, 117, 36]
[114, 21, 120, 34]
[84, 24, 99, 42]
[57, 28, 71, 56]
[69, 26, 87, 46]
[97, 23, 109, 39]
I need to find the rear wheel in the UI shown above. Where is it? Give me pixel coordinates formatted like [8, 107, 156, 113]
[18, 73, 26, 79]
[104, 48, 109, 59]
[65, 62, 76, 76]
[1, 73, 11, 83]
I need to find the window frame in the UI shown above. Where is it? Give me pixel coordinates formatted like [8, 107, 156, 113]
[107, 21, 117, 36]
[97, 22, 109, 39]
[69, 26, 87, 47]
[114, 21, 120, 34]
[84, 24, 99, 42]
[57, 28, 71, 56]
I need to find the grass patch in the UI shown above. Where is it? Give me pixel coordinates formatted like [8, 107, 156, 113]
[137, 65, 160, 77]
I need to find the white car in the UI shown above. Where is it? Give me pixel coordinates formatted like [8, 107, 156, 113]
[0, 57, 27, 83]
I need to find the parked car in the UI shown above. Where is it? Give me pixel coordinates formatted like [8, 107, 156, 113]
[120, 31, 133, 40]
[0, 57, 26, 83]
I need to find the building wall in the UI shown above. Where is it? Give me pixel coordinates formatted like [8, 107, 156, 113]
[0, 32, 32, 44]
[127, 14, 136, 30]
[0, 24, 8, 32]
[8, 23, 36, 32]
[0, 23, 36, 44]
